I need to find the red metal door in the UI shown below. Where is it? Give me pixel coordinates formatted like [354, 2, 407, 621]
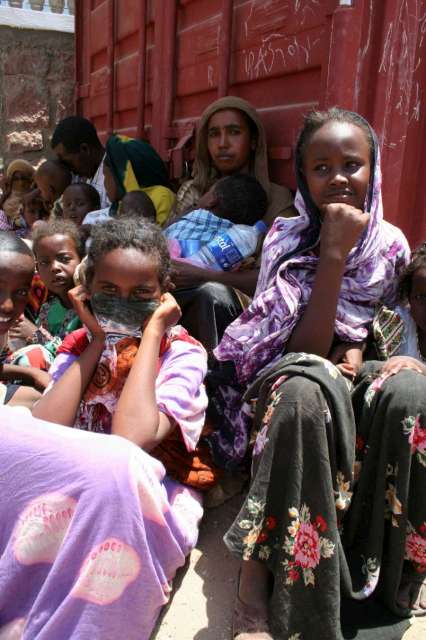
[75, 0, 426, 246]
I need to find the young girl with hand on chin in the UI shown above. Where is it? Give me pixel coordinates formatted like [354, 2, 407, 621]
[209, 108, 426, 639]
[0, 219, 209, 639]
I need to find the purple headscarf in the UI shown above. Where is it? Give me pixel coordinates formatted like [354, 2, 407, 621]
[215, 114, 410, 384]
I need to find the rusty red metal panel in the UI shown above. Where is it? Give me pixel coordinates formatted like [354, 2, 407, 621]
[75, 0, 425, 246]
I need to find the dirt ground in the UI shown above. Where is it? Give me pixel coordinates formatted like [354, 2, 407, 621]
[153, 496, 426, 640]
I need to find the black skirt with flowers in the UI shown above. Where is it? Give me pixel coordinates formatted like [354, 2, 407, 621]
[224, 355, 426, 640]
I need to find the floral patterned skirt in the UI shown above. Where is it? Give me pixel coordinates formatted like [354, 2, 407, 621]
[224, 355, 426, 640]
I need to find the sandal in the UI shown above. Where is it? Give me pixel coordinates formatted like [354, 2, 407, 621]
[232, 591, 273, 639]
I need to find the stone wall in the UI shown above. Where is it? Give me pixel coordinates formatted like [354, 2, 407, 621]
[0, 25, 74, 168]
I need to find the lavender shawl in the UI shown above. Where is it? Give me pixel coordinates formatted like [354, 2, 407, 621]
[215, 138, 410, 384]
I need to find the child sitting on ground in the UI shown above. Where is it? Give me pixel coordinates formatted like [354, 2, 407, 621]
[0, 232, 49, 405]
[34, 160, 72, 215]
[10, 190, 50, 244]
[1, 219, 217, 639]
[0, 159, 35, 229]
[164, 173, 268, 267]
[18, 191, 49, 236]
[9, 220, 83, 370]
[0, 189, 48, 238]
[62, 183, 101, 226]
[373, 242, 426, 375]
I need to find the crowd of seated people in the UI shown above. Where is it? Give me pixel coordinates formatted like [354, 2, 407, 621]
[0, 100, 424, 640]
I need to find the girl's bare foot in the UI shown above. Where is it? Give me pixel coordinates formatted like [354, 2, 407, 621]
[397, 572, 426, 616]
[233, 560, 273, 639]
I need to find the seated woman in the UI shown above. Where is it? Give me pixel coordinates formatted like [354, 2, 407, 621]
[83, 134, 176, 227]
[209, 108, 424, 639]
[169, 96, 295, 356]
[0, 219, 211, 639]
[0, 159, 35, 230]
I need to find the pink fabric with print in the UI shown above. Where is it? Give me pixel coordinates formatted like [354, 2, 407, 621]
[0, 325, 207, 639]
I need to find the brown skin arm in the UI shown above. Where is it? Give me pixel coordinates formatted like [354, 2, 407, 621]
[330, 342, 365, 379]
[9, 316, 38, 342]
[112, 293, 182, 450]
[171, 260, 259, 297]
[286, 203, 370, 357]
[1, 364, 50, 392]
[32, 286, 105, 426]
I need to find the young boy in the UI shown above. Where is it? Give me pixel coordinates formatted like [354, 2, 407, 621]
[0, 232, 49, 407]
[62, 183, 101, 226]
[34, 160, 72, 213]
[164, 173, 268, 264]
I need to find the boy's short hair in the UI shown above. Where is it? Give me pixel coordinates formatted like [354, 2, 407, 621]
[119, 190, 157, 223]
[213, 174, 268, 225]
[36, 159, 71, 180]
[51, 116, 102, 153]
[32, 219, 85, 259]
[35, 160, 72, 190]
[64, 183, 101, 211]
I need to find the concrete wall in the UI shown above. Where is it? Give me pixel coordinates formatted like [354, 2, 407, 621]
[0, 25, 74, 168]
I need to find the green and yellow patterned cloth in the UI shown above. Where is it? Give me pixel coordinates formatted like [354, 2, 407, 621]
[105, 134, 176, 225]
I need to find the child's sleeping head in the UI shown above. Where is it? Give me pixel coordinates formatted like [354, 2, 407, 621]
[0, 231, 35, 336]
[399, 243, 426, 332]
[35, 160, 72, 206]
[197, 174, 268, 225]
[119, 191, 157, 223]
[32, 220, 84, 306]
[62, 183, 101, 226]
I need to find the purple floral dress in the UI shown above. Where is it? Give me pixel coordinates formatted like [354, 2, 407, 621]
[217, 126, 424, 638]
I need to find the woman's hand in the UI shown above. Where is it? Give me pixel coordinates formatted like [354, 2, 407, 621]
[380, 356, 426, 377]
[320, 204, 370, 263]
[171, 260, 209, 289]
[9, 315, 37, 342]
[68, 285, 104, 339]
[145, 293, 182, 335]
[330, 342, 364, 380]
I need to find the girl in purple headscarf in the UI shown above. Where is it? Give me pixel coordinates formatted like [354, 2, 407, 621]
[210, 109, 426, 639]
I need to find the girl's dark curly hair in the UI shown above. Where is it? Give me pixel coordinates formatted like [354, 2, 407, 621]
[398, 242, 426, 302]
[85, 218, 171, 290]
[32, 219, 85, 258]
